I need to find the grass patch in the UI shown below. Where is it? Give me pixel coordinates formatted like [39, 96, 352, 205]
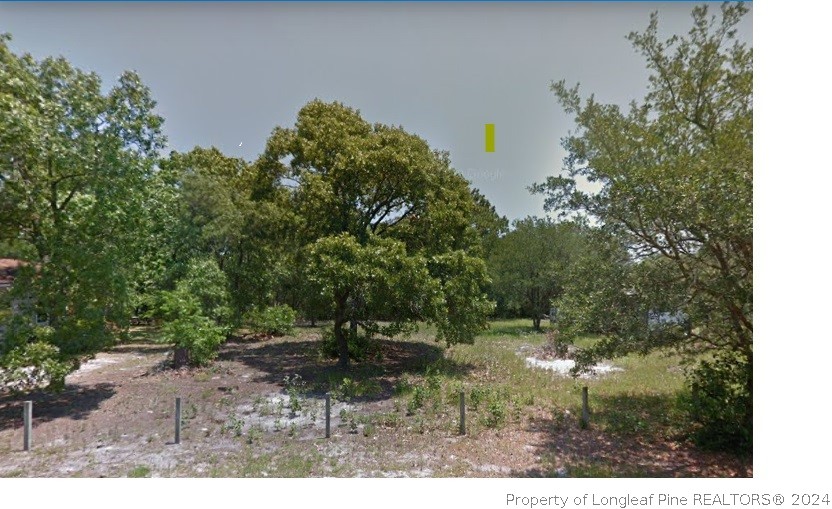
[450, 322, 686, 439]
[127, 465, 151, 478]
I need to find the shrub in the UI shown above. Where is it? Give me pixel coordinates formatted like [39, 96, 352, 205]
[0, 318, 74, 393]
[245, 305, 296, 336]
[469, 386, 488, 411]
[682, 353, 752, 453]
[407, 385, 427, 415]
[162, 312, 226, 367]
[484, 398, 507, 428]
[0, 339, 73, 393]
[156, 258, 233, 367]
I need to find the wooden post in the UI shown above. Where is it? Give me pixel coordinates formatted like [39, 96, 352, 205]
[23, 401, 32, 451]
[581, 386, 590, 428]
[174, 397, 182, 445]
[459, 391, 466, 435]
[325, 393, 331, 438]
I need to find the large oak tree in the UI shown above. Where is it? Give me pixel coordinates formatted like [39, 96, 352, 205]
[258, 100, 494, 367]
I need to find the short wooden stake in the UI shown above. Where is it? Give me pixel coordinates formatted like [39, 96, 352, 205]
[581, 386, 590, 428]
[459, 391, 466, 435]
[174, 397, 182, 444]
[23, 401, 32, 451]
[325, 393, 331, 438]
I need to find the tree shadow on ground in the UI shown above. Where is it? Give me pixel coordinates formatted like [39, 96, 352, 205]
[0, 383, 116, 431]
[511, 393, 752, 478]
[218, 336, 474, 403]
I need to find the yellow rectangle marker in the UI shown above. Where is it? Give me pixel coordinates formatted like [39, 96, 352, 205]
[485, 123, 495, 152]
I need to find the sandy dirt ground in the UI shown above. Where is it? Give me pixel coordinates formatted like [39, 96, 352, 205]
[0, 330, 752, 477]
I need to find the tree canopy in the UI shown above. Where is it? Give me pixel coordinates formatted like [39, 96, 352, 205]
[1, 33, 165, 387]
[259, 100, 495, 366]
[531, 3, 752, 449]
[488, 217, 586, 330]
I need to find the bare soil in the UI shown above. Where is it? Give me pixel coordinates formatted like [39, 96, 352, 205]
[0, 329, 751, 477]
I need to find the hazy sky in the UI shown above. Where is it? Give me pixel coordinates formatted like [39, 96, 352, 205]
[0, 2, 751, 222]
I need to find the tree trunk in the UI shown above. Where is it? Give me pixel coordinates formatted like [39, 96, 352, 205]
[334, 295, 350, 368]
[335, 321, 349, 368]
[533, 317, 541, 331]
[173, 347, 190, 369]
[743, 348, 753, 439]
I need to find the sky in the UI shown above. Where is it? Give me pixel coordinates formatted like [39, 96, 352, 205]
[0, 2, 751, 222]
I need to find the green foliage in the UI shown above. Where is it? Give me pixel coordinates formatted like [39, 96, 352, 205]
[467, 384, 510, 427]
[468, 386, 488, 411]
[138, 146, 295, 323]
[245, 304, 296, 336]
[484, 398, 508, 428]
[405, 366, 445, 415]
[0, 335, 73, 393]
[172, 257, 233, 325]
[331, 377, 382, 401]
[261, 100, 494, 366]
[221, 415, 244, 437]
[320, 327, 374, 362]
[157, 258, 231, 366]
[283, 374, 305, 416]
[428, 250, 495, 346]
[488, 217, 586, 328]
[530, 3, 752, 449]
[406, 385, 428, 416]
[308, 233, 487, 363]
[393, 378, 413, 396]
[0, 34, 166, 367]
[682, 353, 752, 453]
[160, 299, 226, 367]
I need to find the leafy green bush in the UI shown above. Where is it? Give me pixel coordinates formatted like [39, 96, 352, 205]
[406, 384, 427, 415]
[331, 376, 382, 401]
[0, 337, 73, 393]
[158, 288, 228, 367]
[175, 258, 233, 325]
[162, 312, 226, 367]
[245, 304, 296, 336]
[682, 353, 752, 453]
[467, 384, 510, 428]
[155, 258, 233, 367]
[393, 378, 413, 396]
[484, 398, 508, 428]
[469, 386, 488, 411]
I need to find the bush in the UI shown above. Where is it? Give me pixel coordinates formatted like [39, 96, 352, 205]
[682, 353, 752, 453]
[407, 384, 428, 415]
[158, 289, 228, 367]
[162, 312, 226, 367]
[0, 339, 73, 393]
[484, 398, 507, 428]
[245, 305, 296, 336]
